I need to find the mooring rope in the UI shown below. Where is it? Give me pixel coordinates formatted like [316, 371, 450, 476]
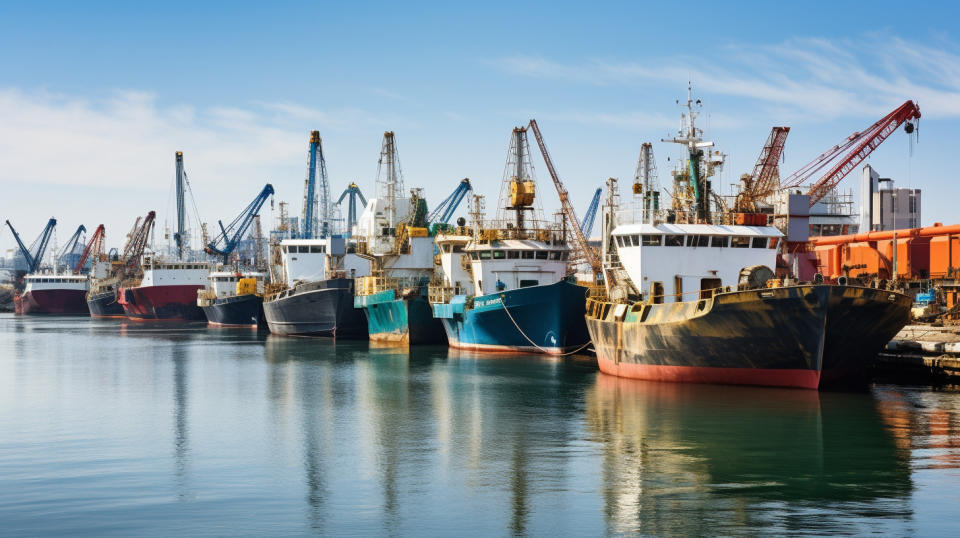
[499, 297, 592, 356]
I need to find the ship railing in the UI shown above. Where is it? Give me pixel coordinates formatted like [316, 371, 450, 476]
[355, 275, 429, 296]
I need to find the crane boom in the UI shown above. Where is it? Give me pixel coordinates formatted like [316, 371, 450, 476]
[428, 178, 473, 225]
[123, 211, 156, 274]
[580, 188, 602, 239]
[5, 218, 57, 273]
[205, 184, 275, 262]
[74, 224, 105, 274]
[527, 119, 602, 275]
[780, 100, 920, 206]
[57, 224, 87, 268]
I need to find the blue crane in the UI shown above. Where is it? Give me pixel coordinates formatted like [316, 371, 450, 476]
[56, 224, 86, 270]
[580, 188, 602, 239]
[302, 131, 332, 239]
[428, 178, 472, 225]
[5, 218, 57, 274]
[336, 182, 367, 236]
[205, 184, 275, 263]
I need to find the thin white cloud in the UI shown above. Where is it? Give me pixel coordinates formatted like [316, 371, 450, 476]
[493, 36, 960, 120]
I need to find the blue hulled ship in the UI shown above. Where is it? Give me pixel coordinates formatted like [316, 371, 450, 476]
[429, 126, 590, 355]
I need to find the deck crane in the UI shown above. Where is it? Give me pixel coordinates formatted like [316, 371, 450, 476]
[580, 187, 602, 239]
[428, 178, 473, 226]
[527, 119, 602, 276]
[73, 224, 105, 274]
[205, 184, 275, 263]
[780, 100, 921, 207]
[56, 224, 87, 270]
[5, 218, 57, 275]
[302, 130, 332, 239]
[336, 182, 367, 235]
[733, 126, 790, 213]
[122, 211, 156, 275]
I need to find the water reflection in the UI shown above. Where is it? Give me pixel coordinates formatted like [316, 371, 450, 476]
[171, 343, 191, 500]
[585, 375, 913, 534]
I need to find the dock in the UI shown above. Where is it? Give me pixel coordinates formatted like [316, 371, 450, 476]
[877, 324, 960, 382]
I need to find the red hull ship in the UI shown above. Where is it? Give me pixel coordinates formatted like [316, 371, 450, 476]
[118, 258, 210, 321]
[14, 274, 90, 315]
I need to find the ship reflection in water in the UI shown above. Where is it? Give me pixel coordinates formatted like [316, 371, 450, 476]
[2, 316, 959, 535]
[585, 376, 914, 535]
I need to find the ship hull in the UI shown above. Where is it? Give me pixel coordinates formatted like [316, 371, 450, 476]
[202, 294, 265, 328]
[87, 290, 125, 318]
[263, 278, 367, 338]
[356, 289, 445, 345]
[586, 285, 911, 390]
[119, 284, 206, 321]
[15, 289, 89, 315]
[434, 280, 590, 354]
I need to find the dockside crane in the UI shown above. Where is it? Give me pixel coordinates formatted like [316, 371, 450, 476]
[780, 101, 921, 206]
[336, 182, 367, 235]
[428, 178, 473, 227]
[205, 184, 275, 263]
[302, 131, 332, 239]
[74, 224, 105, 274]
[5, 218, 57, 275]
[56, 224, 86, 270]
[527, 119, 602, 276]
[121, 211, 155, 275]
[733, 126, 790, 213]
[580, 187, 602, 239]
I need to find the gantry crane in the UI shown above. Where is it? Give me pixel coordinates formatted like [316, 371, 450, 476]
[56, 224, 87, 270]
[733, 126, 790, 213]
[5, 218, 57, 275]
[580, 188, 602, 239]
[781, 101, 921, 206]
[336, 182, 367, 235]
[74, 224, 105, 274]
[428, 178, 473, 226]
[527, 119, 602, 275]
[205, 184, 275, 263]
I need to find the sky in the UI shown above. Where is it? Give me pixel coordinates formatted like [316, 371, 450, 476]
[1, 1, 959, 254]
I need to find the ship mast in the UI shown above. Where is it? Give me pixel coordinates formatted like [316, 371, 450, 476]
[662, 83, 714, 223]
[375, 131, 404, 228]
[174, 151, 187, 260]
[498, 127, 540, 233]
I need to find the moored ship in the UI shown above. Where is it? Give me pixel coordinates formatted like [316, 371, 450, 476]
[352, 132, 445, 344]
[198, 271, 267, 328]
[15, 273, 90, 315]
[429, 126, 590, 354]
[263, 237, 370, 337]
[585, 89, 911, 389]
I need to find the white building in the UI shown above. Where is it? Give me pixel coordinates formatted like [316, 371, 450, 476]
[860, 165, 921, 231]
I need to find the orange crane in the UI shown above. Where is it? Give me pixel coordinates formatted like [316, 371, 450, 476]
[733, 126, 789, 213]
[527, 119, 602, 276]
[780, 100, 921, 206]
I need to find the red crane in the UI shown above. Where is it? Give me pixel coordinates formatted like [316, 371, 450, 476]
[73, 224, 105, 274]
[527, 119, 602, 276]
[122, 211, 156, 274]
[780, 100, 921, 206]
[734, 126, 790, 213]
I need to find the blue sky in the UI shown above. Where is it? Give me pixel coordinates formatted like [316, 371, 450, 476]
[1, 1, 959, 253]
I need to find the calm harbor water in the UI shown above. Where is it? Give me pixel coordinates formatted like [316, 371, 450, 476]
[2, 314, 960, 535]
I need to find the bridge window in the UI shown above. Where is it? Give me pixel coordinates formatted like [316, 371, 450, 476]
[522, 251, 534, 259]
[493, 250, 506, 259]
[664, 235, 684, 247]
[630, 235, 640, 246]
[752, 237, 767, 248]
[768, 238, 780, 249]
[642, 235, 662, 246]
[561, 252, 569, 260]
[507, 250, 519, 259]
[520, 279, 539, 288]
[453, 245, 464, 253]
[711, 236, 728, 248]
[535, 251, 548, 260]
[731, 236, 750, 248]
[549, 251, 562, 260]
[479, 251, 492, 260]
